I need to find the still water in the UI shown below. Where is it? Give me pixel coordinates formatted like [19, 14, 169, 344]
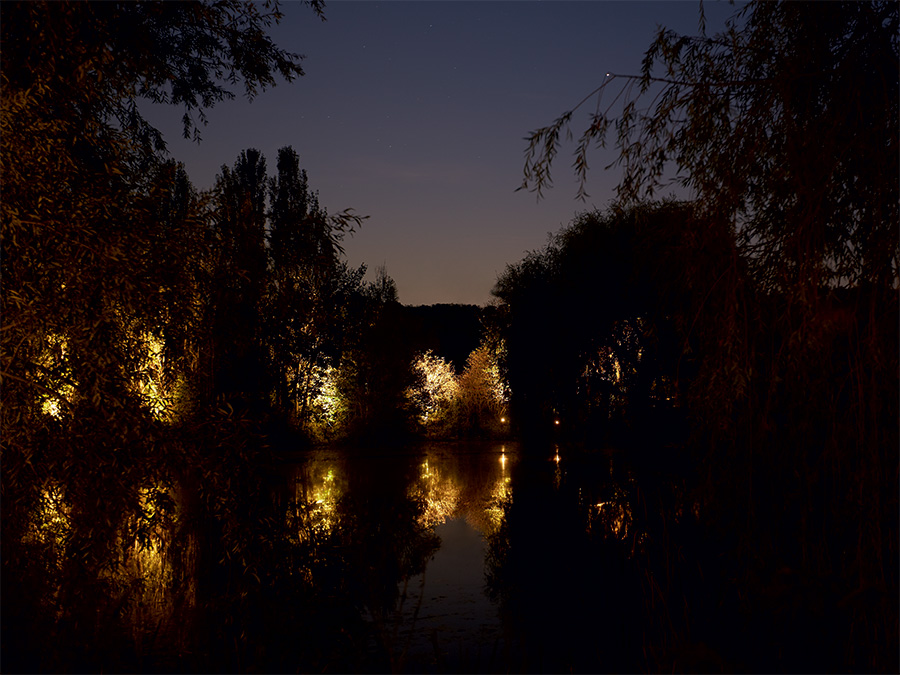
[295, 443, 518, 671]
[289, 441, 643, 673]
[12, 440, 651, 673]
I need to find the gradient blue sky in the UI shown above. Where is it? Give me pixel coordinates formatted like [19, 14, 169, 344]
[143, 0, 744, 306]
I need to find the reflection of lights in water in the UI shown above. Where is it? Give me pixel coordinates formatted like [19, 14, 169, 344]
[551, 445, 562, 488]
[486, 474, 512, 533]
[303, 465, 342, 536]
[412, 457, 460, 529]
[592, 497, 632, 539]
[292, 459, 345, 542]
[26, 480, 193, 637]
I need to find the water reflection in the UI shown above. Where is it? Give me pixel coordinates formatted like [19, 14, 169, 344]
[11, 442, 676, 673]
[412, 457, 460, 528]
[405, 443, 516, 535]
[289, 442, 518, 671]
[296, 455, 346, 538]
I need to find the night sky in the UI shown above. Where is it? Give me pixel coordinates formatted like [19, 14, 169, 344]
[142, 1, 744, 306]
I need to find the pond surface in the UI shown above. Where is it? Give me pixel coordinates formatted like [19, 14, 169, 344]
[291, 442, 517, 672]
[9, 440, 653, 673]
[289, 441, 644, 673]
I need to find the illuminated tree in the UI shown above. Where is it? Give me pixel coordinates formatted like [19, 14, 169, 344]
[265, 146, 363, 418]
[456, 343, 510, 436]
[406, 351, 459, 434]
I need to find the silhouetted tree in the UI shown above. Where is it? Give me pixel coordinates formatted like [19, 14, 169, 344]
[494, 205, 686, 442]
[209, 149, 269, 404]
[518, 1, 898, 669]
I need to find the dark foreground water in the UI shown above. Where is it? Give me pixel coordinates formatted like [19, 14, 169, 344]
[4, 440, 695, 673]
[8, 438, 894, 673]
[289, 441, 646, 673]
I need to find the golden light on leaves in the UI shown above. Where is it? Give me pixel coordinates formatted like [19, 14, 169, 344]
[133, 332, 171, 420]
[407, 342, 510, 436]
[406, 350, 459, 428]
[301, 363, 350, 440]
[37, 333, 75, 418]
[24, 482, 71, 552]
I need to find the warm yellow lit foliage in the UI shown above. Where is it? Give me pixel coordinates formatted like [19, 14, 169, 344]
[24, 482, 71, 553]
[456, 343, 510, 432]
[299, 362, 350, 440]
[132, 333, 173, 420]
[35, 334, 76, 418]
[406, 351, 458, 431]
[406, 342, 511, 436]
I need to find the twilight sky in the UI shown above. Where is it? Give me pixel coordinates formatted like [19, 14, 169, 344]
[143, 0, 744, 306]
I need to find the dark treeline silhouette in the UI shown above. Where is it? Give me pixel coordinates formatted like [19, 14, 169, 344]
[504, 0, 898, 671]
[404, 303, 483, 374]
[493, 204, 687, 446]
[492, 199, 898, 670]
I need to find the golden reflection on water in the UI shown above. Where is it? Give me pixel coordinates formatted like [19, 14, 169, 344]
[291, 446, 516, 552]
[294, 455, 346, 539]
[590, 483, 633, 540]
[411, 458, 461, 529]
[23, 479, 197, 649]
[553, 445, 562, 489]
[409, 446, 515, 536]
